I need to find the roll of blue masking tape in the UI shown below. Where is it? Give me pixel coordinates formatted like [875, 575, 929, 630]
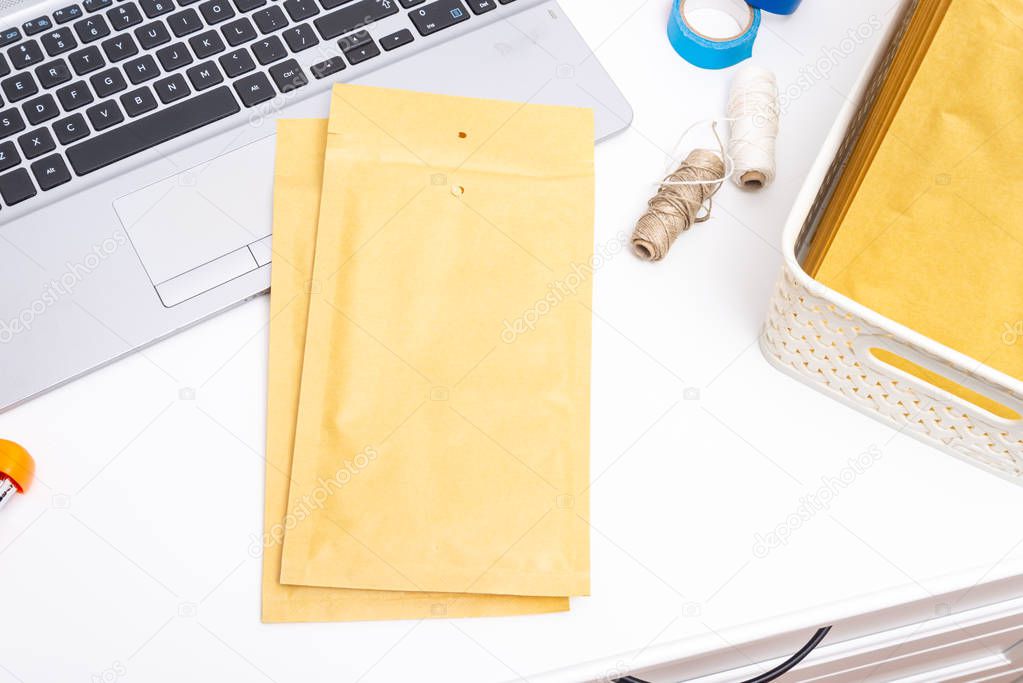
[746, 0, 802, 14]
[668, 0, 761, 70]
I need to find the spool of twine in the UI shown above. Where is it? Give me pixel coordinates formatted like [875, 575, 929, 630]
[728, 65, 780, 190]
[631, 149, 725, 262]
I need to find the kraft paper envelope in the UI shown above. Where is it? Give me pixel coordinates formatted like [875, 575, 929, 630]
[262, 119, 568, 621]
[280, 85, 593, 597]
[810, 0, 1023, 418]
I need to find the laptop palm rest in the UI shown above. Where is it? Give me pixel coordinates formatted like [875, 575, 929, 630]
[113, 136, 275, 307]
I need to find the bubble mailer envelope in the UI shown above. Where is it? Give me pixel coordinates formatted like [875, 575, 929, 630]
[262, 118, 569, 620]
[280, 85, 594, 597]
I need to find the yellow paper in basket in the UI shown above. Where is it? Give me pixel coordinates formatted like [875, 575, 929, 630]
[280, 85, 593, 597]
[813, 0, 1023, 418]
[262, 119, 568, 621]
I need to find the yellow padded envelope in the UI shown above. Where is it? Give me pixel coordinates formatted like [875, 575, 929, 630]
[262, 119, 568, 621]
[280, 85, 593, 597]
[812, 0, 1023, 417]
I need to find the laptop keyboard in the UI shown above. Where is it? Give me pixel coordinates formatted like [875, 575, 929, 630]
[0, 0, 516, 210]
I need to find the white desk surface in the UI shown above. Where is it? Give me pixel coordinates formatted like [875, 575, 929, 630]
[4, 2, 1023, 682]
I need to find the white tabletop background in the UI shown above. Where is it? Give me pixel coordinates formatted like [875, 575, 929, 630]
[3, 1, 1023, 682]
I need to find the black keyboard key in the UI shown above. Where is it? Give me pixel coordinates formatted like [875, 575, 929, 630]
[189, 30, 225, 57]
[221, 17, 255, 46]
[67, 86, 239, 174]
[106, 4, 143, 30]
[250, 35, 285, 64]
[252, 5, 287, 33]
[310, 56, 343, 78]
[315, 0, 397, 40]
[380, 28, 412, 51]
[464, 0, 495, 13]
[9, 41, 44, 69]
[0, 28, 22, 48]
[31, 154, 71, 190]
[52, 112, 89, 143]
[199, 0, 236, 25]
[167, 8, 202, 36]
[135, 21, 170, 49]
[0, 168, 36, 205]
[54, 6, 85, 24]
[140, 0, 175, 18]
[0, 141, 19, 171]
[186, 60, 222, 89]
[69, 45, 104, 74]
[268, 58, 305, 92]
[89, 67, 126, 96]
[2, 72, 37, 102]
[232, 70, 271, 106]
[119, 85, 157, 115]
[101, 34, 138, 61]
[234, 0, 266, 10]
[0, 54, 9, 77]
[156, 42, 192, 70]
[218, 48, 253, 77]
[409, 0, 469, 36]
[36, 60, 72, 87]
[153, 72, 189, 102]
[83, 0, 114, 13]
[56, 80, 93, 109]
[23, 93, 59, 124]
[17, 127, 56, 158]
[73, 15, 111, 42]
[41, 28, 78, 56]
[342, 38, 378, 64]
[283, 0, 318, 21]
[282, 23, 315, 52]
[399, 0, 426, 5]
[86, 99, 123, 129]
[337, 29, 369, 51]
[23, 17, 52, 36]
[124, 54, 159, 83]
[0, 108, 26, 138]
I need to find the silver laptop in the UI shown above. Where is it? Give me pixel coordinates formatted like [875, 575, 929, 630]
[0, 0, 631, 411]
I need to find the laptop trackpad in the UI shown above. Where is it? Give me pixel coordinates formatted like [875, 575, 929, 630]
[113, 135, 275, 290]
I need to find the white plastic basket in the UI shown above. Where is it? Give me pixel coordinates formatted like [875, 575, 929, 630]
[760, 0, 1023, 485]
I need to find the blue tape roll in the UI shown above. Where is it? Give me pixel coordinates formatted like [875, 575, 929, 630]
[667, 0, 761, 70]
[746, 0, 802, 14]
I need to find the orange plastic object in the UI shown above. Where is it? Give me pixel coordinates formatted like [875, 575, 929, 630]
[0, 439, 34, 493]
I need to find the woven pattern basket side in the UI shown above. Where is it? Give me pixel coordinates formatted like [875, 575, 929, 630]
[761, 265, 1023, 481]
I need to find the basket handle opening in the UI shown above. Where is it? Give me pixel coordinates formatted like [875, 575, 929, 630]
[863, 343, 1022, 424]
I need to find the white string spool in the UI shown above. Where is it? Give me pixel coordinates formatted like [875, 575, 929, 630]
[727, 65, 780, 190]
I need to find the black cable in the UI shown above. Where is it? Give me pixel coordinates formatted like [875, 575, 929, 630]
[741, 626, 832, 683]
[613, 625, 832, 683]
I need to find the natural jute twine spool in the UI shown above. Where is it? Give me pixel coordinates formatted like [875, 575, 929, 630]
[631, 149, 725, 261]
